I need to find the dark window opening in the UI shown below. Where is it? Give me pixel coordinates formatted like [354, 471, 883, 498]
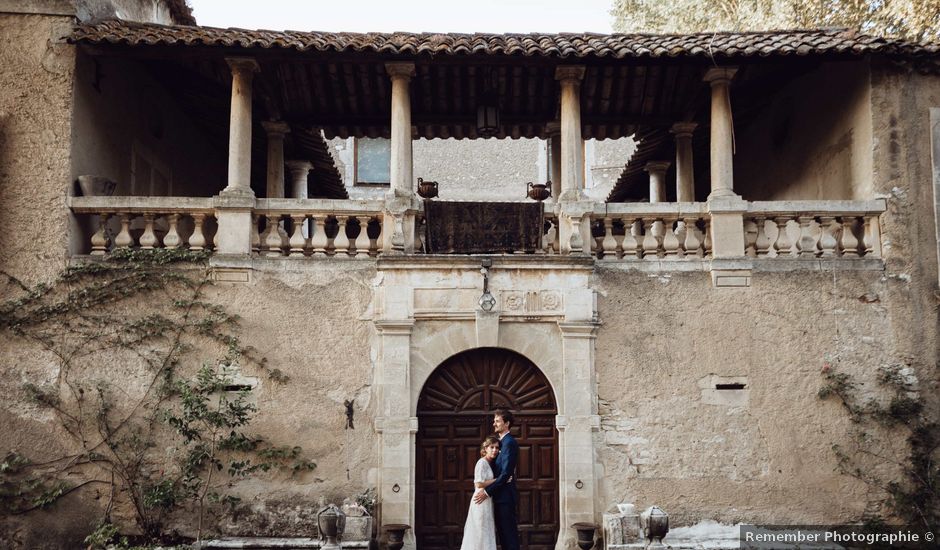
[715, 383, 747, 390]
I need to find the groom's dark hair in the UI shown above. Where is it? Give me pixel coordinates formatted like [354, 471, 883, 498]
[493, 408, 514, 427]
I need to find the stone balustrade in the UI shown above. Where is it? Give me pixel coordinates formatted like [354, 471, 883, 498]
[69, 196, 887, 269]
[744, 200, 886, 259]
[253, 198, 385, 258]
[70, 196, 216, 254]
[591, 203, 711, 260]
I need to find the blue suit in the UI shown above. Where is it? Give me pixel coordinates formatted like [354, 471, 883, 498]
[485, 432, 520, 550]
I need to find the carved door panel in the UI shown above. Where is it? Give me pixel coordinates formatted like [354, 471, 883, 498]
[416, 347, 558, 550]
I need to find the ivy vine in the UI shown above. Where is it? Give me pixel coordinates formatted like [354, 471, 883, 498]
[0, 249, 312, 544]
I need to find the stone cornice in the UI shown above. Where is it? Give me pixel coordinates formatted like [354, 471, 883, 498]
[374, 319, 416, 334]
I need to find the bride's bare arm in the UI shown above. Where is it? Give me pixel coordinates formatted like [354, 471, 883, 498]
[475, 475, 511, 489]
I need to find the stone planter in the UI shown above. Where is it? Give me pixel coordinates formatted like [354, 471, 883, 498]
[382, 524, 410, 550]
[342, 515, 372, 543]
[572, 522, 597, 550]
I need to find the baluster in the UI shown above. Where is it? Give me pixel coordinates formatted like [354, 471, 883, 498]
[289, 214, 307, 256]
[310, 216, 328, 257]
[773, 216, 792, 257]
[334, 215, 351, 256]
[796, 216, 817, 258]
[683, 217, 702, 257]
[840, 216, 861, 257]
[139, 214, 158, 249]
[163, 214, 181, 249]
[623, 219, 640, 258]
[674, 219, 688, 258]
[251, 213, 261, 254]
[744, 219, 758, 257]
[90, 213, 109, 255]
[371, 217, 383, 256]
[542, 218, 553, 254]
[863, 216, 880, 257]
[190, 214, 207, 251]
[613, 219, 625, 259]
[601, 218, 617, 259]
[568, 216, 584, 255]
[264, 214, 284, 256]
[754, 216, 772, 257]
[355, 217, 371, 258]
[662, 218, 680, 258]
[551, 219, 560, 254]
[114, 214, 133, 249]
[641, 218, 658, 259]
[703, 218, 712, 258]
[816, 216, 839, 258]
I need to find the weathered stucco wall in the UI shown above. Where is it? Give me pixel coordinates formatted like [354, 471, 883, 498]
[70, 54, 226, 197]
[735, 61, 874, 201]
[593, 268, 898, 525]
[0, 13, 75, 283]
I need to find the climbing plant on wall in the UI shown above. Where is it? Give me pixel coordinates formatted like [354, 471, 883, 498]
[818, 363, 938, 530]
[0, 249, 313, 544]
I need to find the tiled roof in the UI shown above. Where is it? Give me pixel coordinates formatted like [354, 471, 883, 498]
[70, 20, 938, 60]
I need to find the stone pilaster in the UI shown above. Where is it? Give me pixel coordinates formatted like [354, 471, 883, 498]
[555, 66, 586, 202]
[556, 287, 600, 550]
[670, 122, 697, 202]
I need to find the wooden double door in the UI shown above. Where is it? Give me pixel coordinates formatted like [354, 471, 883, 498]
[415, 347, 559, 549]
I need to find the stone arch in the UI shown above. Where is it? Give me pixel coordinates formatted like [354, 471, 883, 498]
[414, 347, 560, 549]
[409, 321, 564, 416]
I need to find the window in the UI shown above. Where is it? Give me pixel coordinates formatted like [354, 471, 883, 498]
[355, 138, 390, 185]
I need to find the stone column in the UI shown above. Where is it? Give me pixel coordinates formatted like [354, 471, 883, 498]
[703, 67, 738, 199]
[549, 133, 562, 201]
[386, 62, 416, 198]
[286, 160, 313, 199]
[703, 67, 749, 285]
[556, 287, 600, 550]
[222, 57, 259, 198]
[671, 122, 697, 202]
[555, 66, 586, 201]
[262, 121, 290, 199]
[214, 57, 259, 260]
[644, 161, 670, 203]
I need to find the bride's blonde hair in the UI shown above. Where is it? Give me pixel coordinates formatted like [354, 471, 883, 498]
[479, 435, 500, 457]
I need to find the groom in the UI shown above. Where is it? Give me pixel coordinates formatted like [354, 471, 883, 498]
[474, 408, 520, 550]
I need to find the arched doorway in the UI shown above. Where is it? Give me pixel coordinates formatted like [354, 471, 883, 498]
[415, 347, 559, 549]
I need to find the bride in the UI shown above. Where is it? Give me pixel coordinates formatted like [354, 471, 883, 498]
[460, 436, 501, 550]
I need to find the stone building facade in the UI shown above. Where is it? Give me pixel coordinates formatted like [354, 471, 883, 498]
[1, 1, 939, 549]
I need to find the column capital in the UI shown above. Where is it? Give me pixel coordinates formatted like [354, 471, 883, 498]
[670, 121, 698, 137]
[226, 57, 260, 75]
[261, 120, 291, 137]
[703, 66, 738, 85]
[644, 160, 671, 175]
[554, 65, 586, 82]
[285, 159, 314, 173]
[385, 62, 416, 80]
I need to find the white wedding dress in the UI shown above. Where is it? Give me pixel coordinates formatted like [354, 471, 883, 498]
[459, 458, 497, 550]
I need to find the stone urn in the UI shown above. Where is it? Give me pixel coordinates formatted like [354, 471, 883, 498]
[417, 177, 439, 199]
[76, 175, 117, 197]
[317, 503, 346, 550]
[383, 523, 410, 550]
[527, 181, 552, 201]
[571, 522, 597, 550]
[640, 505, 669, 549]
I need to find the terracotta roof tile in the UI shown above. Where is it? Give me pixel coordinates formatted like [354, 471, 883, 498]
[70, 20, 939, 60]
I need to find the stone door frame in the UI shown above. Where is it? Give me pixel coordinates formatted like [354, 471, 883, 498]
[373, 258, 600, 550]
